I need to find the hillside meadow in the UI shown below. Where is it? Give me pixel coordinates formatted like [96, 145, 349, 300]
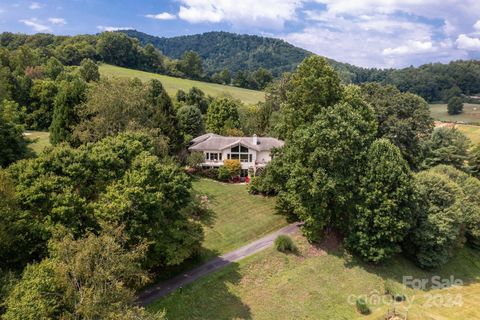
[148, 233, 480, 320]
[99, 64, 265, 105]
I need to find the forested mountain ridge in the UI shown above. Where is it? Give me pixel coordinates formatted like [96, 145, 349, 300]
[120, 30, 312, 77]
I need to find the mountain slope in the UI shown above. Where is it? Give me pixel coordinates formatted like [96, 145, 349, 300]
[121, 30, 311, 77]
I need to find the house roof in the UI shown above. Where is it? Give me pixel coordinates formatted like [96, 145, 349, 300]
[188, 133, 284, 152]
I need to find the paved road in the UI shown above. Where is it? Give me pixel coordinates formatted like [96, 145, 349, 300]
[137, 222, 301, 306]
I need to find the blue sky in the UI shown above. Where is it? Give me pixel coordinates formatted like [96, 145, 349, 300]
[1, 0, 480, 68]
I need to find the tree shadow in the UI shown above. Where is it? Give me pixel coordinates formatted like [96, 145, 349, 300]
[141, 257, 251, 319]
[328, 241, 480, 293]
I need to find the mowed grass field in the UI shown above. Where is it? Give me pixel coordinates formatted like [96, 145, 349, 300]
[24, 130, 50, 154]
[148, 233, 480, 320]
[192, 178, 287, 259]
[99, 64, 265, 105]
[430, 103, 480, 123]
[457, 124, 480, 145]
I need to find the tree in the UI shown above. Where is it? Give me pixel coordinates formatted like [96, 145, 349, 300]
[276, 56, 343, 139]
[177, 105, 204, 138]
[73, 79, 170, 153]
[469, 144, 480, 178]
[49, 77, 87, 145]
[430, 165, 480, 249]
[3, 230, 165, 320]
[78, 58, 100, 82]
[93, 153, 203, 268]
[404, 170, 464, 269]
[269, 91, 377, 241]
[6, 132, 203, 267]
[187, 152, 204, 168]
[447, 96, 464, 115]
[178, 51, 203, 79]
[253, 68, 273, 90]
[0, 107, 31, 167]
[422, 127, 470, 171]
[360, 83, 434, 169]
[96, 32, 139, 67]
[206, 97, 241, 134]
[346, 139, 416, 263]
[44, 57, 64, 80]
[26, 79, 58, 130]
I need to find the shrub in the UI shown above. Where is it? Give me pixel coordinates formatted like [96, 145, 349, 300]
[356, 297, 371, 315]
[274, 235, 296, 253]
[217, 166, 231, 182]
[223, 159, 241, 177]
[187, 152, 205, 168]
[197, 168, 218, 180]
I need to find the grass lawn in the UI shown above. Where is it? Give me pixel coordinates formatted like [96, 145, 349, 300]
[430, 103, 480, 123]
[456, 124, 480, 145]
[99, 64, 265, 105]
[148, 233, 480, 320]
[192, 178, 287, 259]
[24, 130, 50, 154]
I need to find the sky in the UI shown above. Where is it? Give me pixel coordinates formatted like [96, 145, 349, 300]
[1, 0, 480, 68]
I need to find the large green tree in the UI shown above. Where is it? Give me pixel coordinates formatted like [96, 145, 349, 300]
[49, 77, 87, 145]
[404, 170, 464, 269]
[447, 96, 463, 115]
[205, 97, 241, 134]
[73, 78, 178, 153]
[346, 139, 416, 263]
[276, 55, 343, 139]
[422, 127, 470, 171]
[177, 105, 204, 138]
[360, 83, 434, 169]
[0, 103, 31, 167]
[269, 88, 377, 241]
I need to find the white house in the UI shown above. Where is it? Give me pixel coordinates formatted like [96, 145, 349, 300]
[188, 133, 284, 177]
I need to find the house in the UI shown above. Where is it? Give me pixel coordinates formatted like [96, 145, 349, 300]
[188, 133, 284, 177]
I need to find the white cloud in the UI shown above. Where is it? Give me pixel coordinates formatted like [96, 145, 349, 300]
[177, 0, 302, 29]
[383, 41, 434, 56]
[145, 12, 176, 20]
[96, 25, 133, 32]
[456, 34, 480, 50]
[474, 20, 480, 31]
[29, 2, 43, 10]
[48, 17, 66, 25]
[19, 18, 51, 32]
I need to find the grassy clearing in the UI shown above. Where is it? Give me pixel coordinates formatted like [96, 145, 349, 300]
[456, 124, 480, 145]
[99, 64, 265, 105]
[193, 178, 287, 259]
[149, 233, 480, 320]
[430, 103, 480, 123]
[24, 130, 50, 154]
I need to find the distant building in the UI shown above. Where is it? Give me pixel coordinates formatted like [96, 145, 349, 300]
[188, 133, 284, 177]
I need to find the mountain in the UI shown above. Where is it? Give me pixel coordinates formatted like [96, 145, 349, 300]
[120, 30, 312, 77]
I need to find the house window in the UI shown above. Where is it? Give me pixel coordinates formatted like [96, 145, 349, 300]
[229, 144, 249, 162]
[249, 154, 252, 162]
[205, 152, 209, 160]
[219, 153, 223, 160]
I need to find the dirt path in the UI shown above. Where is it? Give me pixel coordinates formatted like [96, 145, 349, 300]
[137, 222, 302, 306]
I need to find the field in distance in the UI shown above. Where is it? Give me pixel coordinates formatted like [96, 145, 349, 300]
[99, 64, 265, 105]
[429, 103, 480, 123]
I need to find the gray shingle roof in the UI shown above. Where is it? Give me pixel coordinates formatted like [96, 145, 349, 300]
[188, 133, 284, 152]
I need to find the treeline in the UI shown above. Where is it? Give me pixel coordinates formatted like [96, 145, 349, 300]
[250, 56, 480, 269]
